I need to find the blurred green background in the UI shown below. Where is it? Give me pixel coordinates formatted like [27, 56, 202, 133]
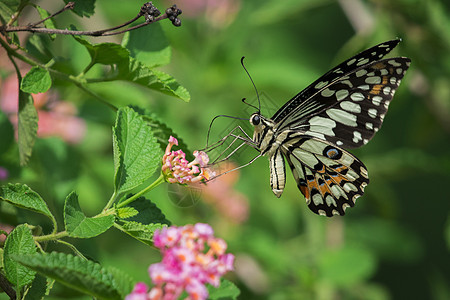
[1, 0, 450, 299]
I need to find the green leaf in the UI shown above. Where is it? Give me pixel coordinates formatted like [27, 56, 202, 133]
[35, 6, 56, 40]
[21, 66, 52, 94]
[113, 107, 161, 195]
[208, 279, 240, 299]
[0, 183, 54, 221]
[122, 23, 171, 67]
[24, 274, 47, 300]
[13, 252, 124, 299]
[116, 207, 138, 219]
[64, 0, 95, 17]
[134, 107, 193, 160]
[318, 244, 376, 287]
[118, 58, 190, 102]
[26, 34, 54, 63]
[0, 110, 14, 155]
[106, 266, 134, 298]
[72, 35, 130, 66]
[64, 191, 114, 238]
[4, 224, 37, 289]
[115, 221, 166, 245]
[18, 89, 38, 165]
[120, 197, 170, 225]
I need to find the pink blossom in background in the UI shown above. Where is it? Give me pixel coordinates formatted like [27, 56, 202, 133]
[0, 166, 8, 180]
[126, 223, 235, 300]
[162, 136, 215, 184]
[165, 0, 241, 28]
[0, 75, 86, 144]
[125, 282, 150, 300]
[0, 224, 13, 243]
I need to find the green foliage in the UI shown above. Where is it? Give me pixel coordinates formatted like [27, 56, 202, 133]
[72, 34, 130, 66]
[208, 279, 240, 299]
[24, 274, 48, 300]
[13, 252, 132, 299]
[116, 206, 139, 219]
[21, 66, 52, 94]
[122, 24, 171, 68]
[0, 183, 54, 221]
[4, 225, 37, 289]
[115, 221, 166, 245]
[113, 107, 161, 195]
[17, 90, 38, 165]
[64, 191, 115, 238]
[117, 58, 190, 102]
[120, 197, 170, 225]
[64, 0, 95, 17]
[35, 6, 56, 40]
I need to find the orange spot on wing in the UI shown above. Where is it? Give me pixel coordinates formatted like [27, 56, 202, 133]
[307, 178, 319, 191]
[370, 84, 383, 95]
[318, 181, 332, 196]
[382, 76, 388, 84]
[300, 185, 309, 200]
[333, 165, 348, 173]
[372, 62, 386, 69]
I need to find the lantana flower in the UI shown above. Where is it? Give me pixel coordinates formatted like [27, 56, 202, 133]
[162, 136, 215, 184]
[126, 223, 235, 300]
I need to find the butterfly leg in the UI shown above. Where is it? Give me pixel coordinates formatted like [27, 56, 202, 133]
[211, 139, 248, 165]
[206, 153, 263, 182]
[201, 125, 254, 152]
[200, 126, 257, 163]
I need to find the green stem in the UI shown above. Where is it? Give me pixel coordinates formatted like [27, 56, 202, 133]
[34, 231, 68, 242]
[103, 191, 118, 212]
[117, 173, 165, 208]
[78, 60, 96, 77]
[56, 240, 88, 260]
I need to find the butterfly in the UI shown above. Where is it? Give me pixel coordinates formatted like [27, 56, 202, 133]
[230, 39, 411, 217]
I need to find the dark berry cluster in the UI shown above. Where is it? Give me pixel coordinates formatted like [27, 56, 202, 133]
[166, 5, 182, 27]
[141, 2, 161, 22]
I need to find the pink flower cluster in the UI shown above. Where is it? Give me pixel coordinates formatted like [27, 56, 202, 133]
[162, 136, 215, 184]
[126, 223, 234, 300]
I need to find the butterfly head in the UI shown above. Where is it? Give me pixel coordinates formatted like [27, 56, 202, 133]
[249, 113, 261, 126]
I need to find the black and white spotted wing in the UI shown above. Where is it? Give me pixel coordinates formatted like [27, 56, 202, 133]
[244, 39, 411, 217]
[272, 40, 411, 149]
[282, 135, 369, 217]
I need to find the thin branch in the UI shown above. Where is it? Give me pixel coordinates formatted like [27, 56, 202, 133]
[28, 2, 75, 27]
[0, 272, 16, 299]
[1, 2, 181, 37]
[3, 14, 168, 37]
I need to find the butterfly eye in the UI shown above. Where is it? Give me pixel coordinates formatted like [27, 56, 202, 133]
[251, 115, 261, 125]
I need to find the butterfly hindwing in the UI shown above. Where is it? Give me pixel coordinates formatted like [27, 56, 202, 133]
[281, 134, 369, 216]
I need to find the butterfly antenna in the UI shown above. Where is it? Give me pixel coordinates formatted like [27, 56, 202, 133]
[241, 56, 261, 113]
[206, 114, 249, 147]
[241, 98, 259, 111]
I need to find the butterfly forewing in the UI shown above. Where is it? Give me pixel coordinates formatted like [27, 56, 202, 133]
[271, 39, 403, 125]
[282, 135, 369, 216]
[295, 57, 411, 148]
